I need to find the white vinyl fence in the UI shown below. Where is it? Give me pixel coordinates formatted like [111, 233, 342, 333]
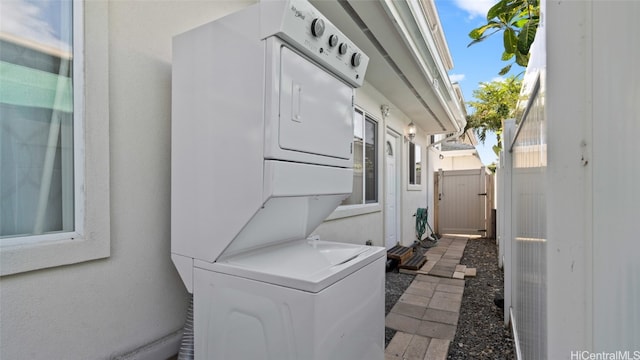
[497, 1, 640, 359]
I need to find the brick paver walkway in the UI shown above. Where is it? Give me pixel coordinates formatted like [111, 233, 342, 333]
[385, 237, 470, 360]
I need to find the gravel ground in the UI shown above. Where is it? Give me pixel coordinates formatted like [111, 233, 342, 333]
[447, 238, 515, 359]
[384, 242, 429, 347]
[384, 269, 415, 346]
[383, 239, 514, 358]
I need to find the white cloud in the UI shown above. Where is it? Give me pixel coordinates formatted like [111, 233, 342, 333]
[449, 73, 466, 83]
[0, 0, 70, 52]
[478, 76, 506, 87]
[452, 0, 497, 19]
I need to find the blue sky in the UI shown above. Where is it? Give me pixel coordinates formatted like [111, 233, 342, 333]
[435, 0, 521, 165]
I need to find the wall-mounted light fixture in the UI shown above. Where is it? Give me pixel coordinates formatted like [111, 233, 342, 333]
[407, 121, 416, 141]
[380, 104, 390, 118]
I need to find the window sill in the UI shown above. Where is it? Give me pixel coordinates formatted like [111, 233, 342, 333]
[1, 233, 110, 276]
[408, 184, 422, 191]
[325, 203, 382, 221]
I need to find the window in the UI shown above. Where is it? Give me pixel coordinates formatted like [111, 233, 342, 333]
[1, 1, 75, 238]
[342, 109, 378, 205]
[1, 1, 110, 275]
[409, 142, 422, 186]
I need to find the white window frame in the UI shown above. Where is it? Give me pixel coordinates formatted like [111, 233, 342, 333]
[329, 107, 382, 220]
[408, 141, 423, 191]
[1, 0, 111, 276]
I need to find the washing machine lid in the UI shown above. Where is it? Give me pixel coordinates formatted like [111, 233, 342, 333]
[195, 239, 385, 293]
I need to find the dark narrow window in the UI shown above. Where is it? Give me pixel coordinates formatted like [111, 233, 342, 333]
[409, 142, 422, 186]
[342, 109, 378, 206]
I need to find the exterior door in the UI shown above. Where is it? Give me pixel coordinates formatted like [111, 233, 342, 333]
[385, 131, 400, 249]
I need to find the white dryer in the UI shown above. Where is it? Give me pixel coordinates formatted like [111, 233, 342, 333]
[171, 1, 384, 359]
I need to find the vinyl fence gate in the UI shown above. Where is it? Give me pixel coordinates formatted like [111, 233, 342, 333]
[435, 168, 494, 237]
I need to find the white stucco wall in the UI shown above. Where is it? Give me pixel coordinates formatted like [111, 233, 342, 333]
[439, 152, 484, 171]
[400, 130, 429, 246]
[425, 146, 439, 237]
[314, 82, 430, 248]
[0, 2, 256, 359]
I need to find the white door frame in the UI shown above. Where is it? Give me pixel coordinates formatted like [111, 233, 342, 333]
[385, 129, 402, 249]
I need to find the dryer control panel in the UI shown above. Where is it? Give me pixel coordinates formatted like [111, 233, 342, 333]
[263, 0, 369, 87]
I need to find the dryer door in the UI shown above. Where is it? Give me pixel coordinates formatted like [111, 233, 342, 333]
[278, 46, 353, 161]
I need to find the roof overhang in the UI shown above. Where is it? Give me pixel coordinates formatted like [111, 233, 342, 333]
[311, 0, 466, 135]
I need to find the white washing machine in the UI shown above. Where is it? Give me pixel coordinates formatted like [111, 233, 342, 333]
[171, 1, 384, 359]
[194, 240, 385, 359]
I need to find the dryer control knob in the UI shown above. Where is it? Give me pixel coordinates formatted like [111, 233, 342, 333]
[328, 34, 339, 47]
[311, 18, 325, 37]
[351, 52, 362, 67]
[338, 43, 348, 55]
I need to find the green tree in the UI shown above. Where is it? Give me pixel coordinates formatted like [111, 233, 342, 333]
[465, 76, 522, 155]
[468, 0, 540, 75]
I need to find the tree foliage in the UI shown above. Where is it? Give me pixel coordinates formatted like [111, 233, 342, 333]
[468, 0, 540, 75]
[465, 76, 522, 155]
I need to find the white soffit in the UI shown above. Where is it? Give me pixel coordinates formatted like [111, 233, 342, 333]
[311, 0, 465, 134]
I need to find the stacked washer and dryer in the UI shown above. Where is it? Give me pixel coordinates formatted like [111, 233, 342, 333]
[171, 1, 385, 359]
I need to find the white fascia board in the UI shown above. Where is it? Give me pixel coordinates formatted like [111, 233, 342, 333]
[419, 0, 454, 70]
[404, 0, 465, 130]
[442, 149, 477, 157]
[380, 0, 466, 133]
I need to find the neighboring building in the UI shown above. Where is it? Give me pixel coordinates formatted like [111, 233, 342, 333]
[437, 130, 484, 171]
[0, 1, 464, 358]
[498, 0, 639, 358]
[438, 141, 483, 171]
